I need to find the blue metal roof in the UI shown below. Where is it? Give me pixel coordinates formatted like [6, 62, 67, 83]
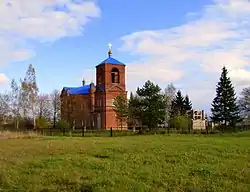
[63, 84, 93, 95]
[97, 57, 124, 66]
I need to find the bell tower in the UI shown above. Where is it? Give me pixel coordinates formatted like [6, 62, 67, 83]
[95, 44, 127, 129]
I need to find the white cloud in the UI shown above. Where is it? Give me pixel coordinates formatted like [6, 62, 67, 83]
[126, 59, 183, 82]
[0, 0, 100, 41]
[229, 69, 250, 86]
[0, 73, 9, 84]
[81, 68, 96, 84]
[119, 0, 250, 110]
[183, 80, 216, 111]
[10, 49, 36, 62]
[0, 0, 100, 79]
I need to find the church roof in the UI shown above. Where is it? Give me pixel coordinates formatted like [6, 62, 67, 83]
[63, 83, 95, 95]
[97, 57, 125, 67]
[62, 54, 124, 94]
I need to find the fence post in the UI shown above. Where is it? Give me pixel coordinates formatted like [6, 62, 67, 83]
[110, 127, 113, 137]
[188, 122, 191, 134]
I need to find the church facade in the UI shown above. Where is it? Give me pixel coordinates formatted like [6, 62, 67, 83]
[60, 50, 127, 130]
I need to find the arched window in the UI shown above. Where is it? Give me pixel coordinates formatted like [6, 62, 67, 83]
[111, 68, 119, 83]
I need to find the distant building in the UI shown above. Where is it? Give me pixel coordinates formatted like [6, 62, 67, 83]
[187, 110, 206, 130]
[60, 47, 127, 130]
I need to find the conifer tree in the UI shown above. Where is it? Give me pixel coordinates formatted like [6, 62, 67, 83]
[170, 90, 192, 130]
[128, 92, 142, 126]
[184, 95, 192, 111]
[211, 66, 241, 127]
[171, 90, 185, 116]
[136, 80, 167, 129]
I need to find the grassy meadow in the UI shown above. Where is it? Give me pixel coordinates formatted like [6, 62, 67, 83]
[1, 132, 250, 192]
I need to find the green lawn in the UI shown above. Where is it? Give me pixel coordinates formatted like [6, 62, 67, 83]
[1, 133, 250, 192]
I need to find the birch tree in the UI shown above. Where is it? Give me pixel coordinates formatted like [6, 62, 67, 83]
[20, 78, 29, 118]
[50, 89, 61, 128]
[21, 64, 39, 129]
[0, 92, 10, 126]
[238, 87, 250, 124]
[38, 93, 52, 120]
[165, 83, 176, 125]
[9, 79, 21, 129]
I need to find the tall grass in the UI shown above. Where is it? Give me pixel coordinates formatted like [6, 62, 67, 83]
[0, 130, 40, 139]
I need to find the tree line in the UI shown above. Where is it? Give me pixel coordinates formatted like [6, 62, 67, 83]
[114, 66, 250, 131]
[0, 64, 249, 131]
[113, 80, 194, 130]
[0, 64, 61, 130]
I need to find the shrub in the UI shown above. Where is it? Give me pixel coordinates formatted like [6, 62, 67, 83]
[209, 130, 221, 134]
[181, 130, 189, 134]
[22, 118, 34, 130]
[170, 115, 190, 130]
[56, 119, 71, 130]
[160, 130, 166, 134]
[36, 117, 50, 129]
[201, 130, 207, 134]
[192, 130, 201, 134]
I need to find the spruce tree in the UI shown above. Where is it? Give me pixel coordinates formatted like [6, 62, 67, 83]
[184, 95, 192, 111]
[171, 90, 185, 116]
[170, 91, 192, 130]
[210, 66, 241, 127]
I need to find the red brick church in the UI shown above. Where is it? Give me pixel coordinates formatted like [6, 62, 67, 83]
[60, 47, 127, 129]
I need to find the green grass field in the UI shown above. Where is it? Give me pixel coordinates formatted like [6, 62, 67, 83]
[1, 133, 250, 192]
